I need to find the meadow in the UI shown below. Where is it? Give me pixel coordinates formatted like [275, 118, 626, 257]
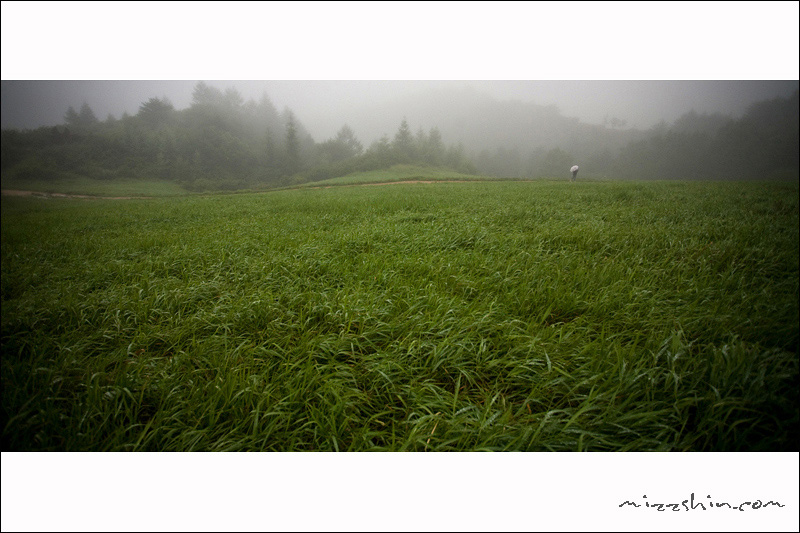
[294, 164, 487, 188]
[0, 175, 187, 198]
[1, 177, 798, 451]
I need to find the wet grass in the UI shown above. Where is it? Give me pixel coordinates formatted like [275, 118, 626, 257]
[1, 179, 798, 451]
[294, 164, 486, 188]
[0, 176, 187, 197]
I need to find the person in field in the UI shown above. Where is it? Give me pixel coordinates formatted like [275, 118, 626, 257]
[570, 165, 579, 181]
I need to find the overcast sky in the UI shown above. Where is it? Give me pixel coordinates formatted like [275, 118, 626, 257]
[2, 2, 798, 141]
[1, 79, 798, 142]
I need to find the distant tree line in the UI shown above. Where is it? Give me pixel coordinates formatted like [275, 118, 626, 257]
[1, 85, 797, 188]
[296, 118, 476, 183]
[472, 91, 798, 181]
[1, 83, 475, 191]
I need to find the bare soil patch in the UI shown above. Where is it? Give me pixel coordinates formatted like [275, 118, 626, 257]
[306, 180, 472, 189]
[1, 189, 149, 200]
[2, 180, 474, 199]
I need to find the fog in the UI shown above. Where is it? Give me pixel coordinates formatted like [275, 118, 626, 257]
[2, 80, 798, 144]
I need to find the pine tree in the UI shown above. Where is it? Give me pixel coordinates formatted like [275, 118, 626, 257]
[393, 118, 415, 162]
[138, 97, 174, 127]
[284, 110, 300, 175]
[64, 106, 80, 127]
[426, 127, 444, 165]
[191, 81, 223, 107]
[78, 103, 98, 127]
[332, 124, 363, 161]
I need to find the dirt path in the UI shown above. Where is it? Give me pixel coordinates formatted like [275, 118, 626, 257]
[1, 180, 474, 199]
[305, 180, 473, 189]
[1, 189, 150, 200]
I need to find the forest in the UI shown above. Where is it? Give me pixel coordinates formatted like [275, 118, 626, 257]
[1, 82, 797, 191]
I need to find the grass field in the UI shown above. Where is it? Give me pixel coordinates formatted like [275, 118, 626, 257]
[294, 164, 488, 188]
[1, 178, 798, 451]
[0, 175, 188, 197]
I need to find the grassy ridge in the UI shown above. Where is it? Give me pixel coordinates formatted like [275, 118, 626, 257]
[1, 180, 798, 451]
[0, 164, 483, 196]
[294, 164, 487, 188]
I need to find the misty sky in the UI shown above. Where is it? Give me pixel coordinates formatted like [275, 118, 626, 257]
[2, 80, 798, 143]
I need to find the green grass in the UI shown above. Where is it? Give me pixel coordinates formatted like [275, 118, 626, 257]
[0, 176, 187, 197]
[294, 164, 487, 188]
[1, 179, 798, 451]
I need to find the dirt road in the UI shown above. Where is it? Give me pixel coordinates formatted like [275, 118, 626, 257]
[1, 180, 474, 199]
[1, 189, 148, 200]
[304, 180, 472, 189]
